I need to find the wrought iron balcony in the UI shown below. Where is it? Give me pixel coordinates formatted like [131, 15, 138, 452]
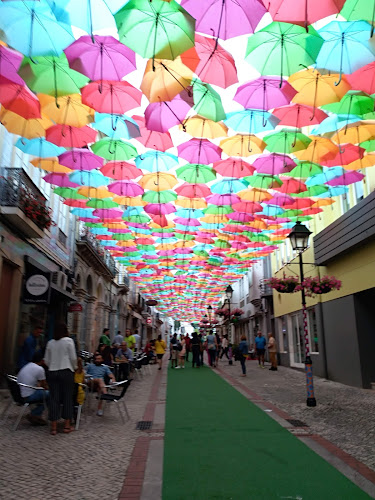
[0, 168, 49, 238]
[77, 228, 118, 278]
[259, 279, 273, 297]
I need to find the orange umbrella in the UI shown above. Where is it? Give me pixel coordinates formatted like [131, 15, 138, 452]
[175, 197, 207, 209]
[138, 172, 178, 191]
[342, 154, 375, 170]
[30, 158, 71, 173]
[141, 57, 193, 103]
[78, 186, 115, 198]
[238, 188, 272, 202]
[330, 124, 375, 145]
[312, 199, 335, 207]
[113, 195, 146, 206]
[181, 116, 228, 139]
[0, 109, 52, 138]
[220, 134, 266, 157]
[294, 137, 339, 162]
[39, 93, 95, 127]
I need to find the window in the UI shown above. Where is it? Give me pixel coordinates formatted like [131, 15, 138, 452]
[340, 193, 350, 213]
[307, 307, 319, 353]
[278, 316, 288, 352]
[354, 178, 364, 203]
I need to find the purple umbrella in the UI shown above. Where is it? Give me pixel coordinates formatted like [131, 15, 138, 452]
[158, 250, 175, 256]
[253, 153, 296, 174]
[206, 193, 241, 205]
[181, 0, 267, 40]
[327, 171, 365, 186]
[234, 77, 297, 111]
[0, 46, 24, 84]
[178, 139, 222, 164]
[108, 180, 144, 197]
[43, 173, 79, 187]
[58, 148, 104, 170]
[174, 217, 201, 226]
[227, 212, 254, 222]
[144, 203, 176, 215]
[64, 35, 136, 82]
[145, 94, 191, 133]
[93, 208, 124, 218]
[263, 193, 294, 206]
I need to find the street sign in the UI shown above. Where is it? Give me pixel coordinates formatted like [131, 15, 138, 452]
[69, 303, 83, 312]
[146, 317, 152, 324]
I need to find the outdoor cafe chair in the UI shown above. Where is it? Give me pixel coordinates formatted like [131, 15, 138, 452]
[95, 379, 131, 423]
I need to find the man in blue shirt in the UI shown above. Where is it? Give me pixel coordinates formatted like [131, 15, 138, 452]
[255, 331, 266, 368]
[86, 353, 116, 416]
[18, 325, 44, 369]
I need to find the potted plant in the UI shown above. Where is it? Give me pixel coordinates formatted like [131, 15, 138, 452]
[215, 308, 229, 318]
[265, 275, 300, 293]
[20, 189, 54, 231]
[302, 275, 342, 297]
[231, 308, 244, 317]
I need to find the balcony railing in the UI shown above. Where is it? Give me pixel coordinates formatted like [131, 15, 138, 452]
[0, 168, 50, 237]
[259, 279, 273, 297]
[77, 229, 118, 277]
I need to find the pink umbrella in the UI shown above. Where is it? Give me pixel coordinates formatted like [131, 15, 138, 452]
[178, 138, 222, 164]
[207, 194, 241, 205]
[100, 161, 142, 180]
[234, 77, 297, 110]
[253, 153, 296, 174]
[108, 180, 144, 196]
[232, 201, 263, 213]
[264, 193, 294, 206]
[132, 115, 173, 152]
[213, 158, 255, 178]
[181, 0, 267, 39]
[64, 35, 136, 82]
[273, 104, 328, 127]
[93, 208, 123, 218]
[227, 212, 254, 222]
[0, 46, 24, 84]
[346, 62, 375, 94]
[231, 242, 248, 249]
[327, 170, 365, 186]
[175, 248, 193, 254]
[150, 215, 169, 227]
[43, 173, 79, 187]
[175, 183, 211, 198]
[58, 148, 104, 170]
[181, 34, 238, 89]
[174, 217, 201, 226]
[158, 250, 175, 256]
[264, 0, 345, 27]
[144, 203, 176, 215]
[320, 144, 365, 167]
[46, 125, 97, 148]
[81, 81, 142, 114]
[145, 94, 191, 133]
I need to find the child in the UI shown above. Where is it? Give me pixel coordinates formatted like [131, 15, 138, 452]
[74, 357, 85, 406]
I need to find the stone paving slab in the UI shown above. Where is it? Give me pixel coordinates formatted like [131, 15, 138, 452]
[216, 358, 375, 473]
[0, 367, 160, 500]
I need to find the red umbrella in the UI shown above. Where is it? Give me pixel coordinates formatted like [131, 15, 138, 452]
[151, 214, 169, 227]
[46, 125, 97, 147]
[100, 161, 142, 180]
[0, 76, 40, 119]
[81, 80, 142, 114]
[213, 158, 255, 178]
[274, 178, 307, 194]
[346, 62, 375, 94]
[264, 0, 345, 27]
[132, 115, 173, 152]
[232, 201, 263, 213]
[273, 104, 328, 128]
[283, 198, 315, 210]
[181, 34, 238, 89]
[175, 183, 211, 198]
[320, 144, 365, 167]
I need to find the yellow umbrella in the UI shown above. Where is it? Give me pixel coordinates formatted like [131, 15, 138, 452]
[78, 187, 115, 198]
[0, 109, 52, 138]
[342, 154, 375, 170]
[312, 199, 335, 207]
[238, 188, 272, 202]
[102, 223, 128, 229]
[331, 124, 375, 145]
[249, 220, 267, 230]
[175, 240, 195, 248]
[113, 195, 146, 206]
[156, 243, 176, 250]
[141, 57, 193, 103]
[30, 158, 71, 174]
[175, 197, 207, 209]
[181, 116, 228, 139]
[289, 69, 350, 107]
[138, 172, 178, 191]
[220, 134, 266, 157]
[294, 137, 339, 163]
[39, 94, 95, 127]
[200, 214, 228, 223]
[149, 221, 175, 229]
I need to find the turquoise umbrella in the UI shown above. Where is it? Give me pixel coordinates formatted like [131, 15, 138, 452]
[224, 109, 280, 134]
[135, 151, 179, 172]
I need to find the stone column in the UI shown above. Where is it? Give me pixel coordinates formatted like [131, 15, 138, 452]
[85, 295, 97, 353]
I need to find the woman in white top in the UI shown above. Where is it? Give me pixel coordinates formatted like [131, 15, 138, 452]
[44, 323, 77, 435]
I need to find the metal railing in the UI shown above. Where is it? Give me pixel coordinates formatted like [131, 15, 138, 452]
[78, 229, 118, 277]
[259, 279, 273, 297]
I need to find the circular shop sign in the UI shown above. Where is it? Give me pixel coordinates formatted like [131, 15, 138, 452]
[26, 274, 49, 296]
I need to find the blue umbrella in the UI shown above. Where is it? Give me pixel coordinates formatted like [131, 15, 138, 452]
[92, 113, 140, 140]
[175, 208, 205, 218]
[224, 109, 280, 134]
[70, 207, 97, 217]
[123, 206, 144, 216]
[175, 224, 202, 232]
[200, 222, 224, 230]
[316, 21, 375, 84]
[135, 151, 179, 172]
[306, 167, 344, 186]
[259, 204, 285, 216]
[322, 186, 349, 196]
[90, 228, 111, 235]
[310, 114, 361, 135]
[0, 1, 74, 57]
[211, 178, 249, 194]
[15, 137, 66, 157]
[69, 170, 110, 187]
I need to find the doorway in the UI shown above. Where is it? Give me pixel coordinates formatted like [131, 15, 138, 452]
[0, 260, 15, 374]
[290, 312, 304, 367]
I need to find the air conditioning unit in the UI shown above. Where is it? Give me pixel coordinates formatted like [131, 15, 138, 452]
[52, 271, 68, 290]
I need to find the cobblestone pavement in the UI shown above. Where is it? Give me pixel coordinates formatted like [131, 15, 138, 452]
[0, 366, 159, 500]
[217, 358, 375, 472]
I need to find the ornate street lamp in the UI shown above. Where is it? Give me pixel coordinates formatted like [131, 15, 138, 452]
[207, 304, 213, 322]
[225, 285, 233, 342]
[288, 221, 316, 407]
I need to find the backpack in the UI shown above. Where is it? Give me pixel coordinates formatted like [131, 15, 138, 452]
[233, 347, 243, 361]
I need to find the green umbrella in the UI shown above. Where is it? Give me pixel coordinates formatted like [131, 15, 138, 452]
[115, 0, 195, 60]
[193, 81, 226, 122]
[289, 215, 313, 221]
[175, 234, 195, 241]
[86, 198, 119, 208]
[214, 239, 231, 249]
[176, 164, 216, 184]
[193, 249, 209, 257]
[152, 227, 175, 233]
[249, 234, 270, 242]
[360, 140, 375, 152]
[292, 185, 329, 197]
[204, 205, 233, 215]
[84, 222, 104, 227]
[283, 162, 322, 178]
[53, 187, 86, 199]
[122, 214, 150, 223]
[19, 54, 89, 101]
[91, 139, 138, 161]
[245, 22, 323, 83]
[111, 233, 134, 241]
[321, 91, 374, 116]
[278, 209, 303, 217]
[142, 190, 177, 203]
[341, 0, 375, 34]
[264, 130, 312, 153]
[246, 174, 282, 188]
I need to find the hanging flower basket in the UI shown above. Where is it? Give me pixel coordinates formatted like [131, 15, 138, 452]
[265, 276, 301, 294]
[231, 308, 244, 317]
[215, 308, 229, 318]
[302, 276, 342, 297]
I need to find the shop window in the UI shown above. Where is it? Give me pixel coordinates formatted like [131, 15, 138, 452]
[307, 307, 319, 353]
[278, 316, 288, 352]
[354, 178, 364, 203]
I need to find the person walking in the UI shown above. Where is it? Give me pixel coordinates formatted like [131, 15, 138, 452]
[154, 334, 167, 370]
[220, 334, 229, 361]
[215, 332, 221, 365]
[184, 334, 191, 362]
[44, 323, 77, 436]
[191, 331, 201, 368]
[267, 332, 278, 371]
[176, 336, 186, 369]
[170, 333, 178, 369]
[238, 335, 249, 377]
[206, 330, 217, 368]
[255, 331, 266, 368]
[198, 333, 205, 366]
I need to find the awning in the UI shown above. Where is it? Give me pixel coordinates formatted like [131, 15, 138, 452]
[50, 283, 76, 302]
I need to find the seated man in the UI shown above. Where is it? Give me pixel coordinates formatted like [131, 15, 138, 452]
[17, 352, 49, 425]
[115, 342, 133, 381]
[86, 353, 116, 416]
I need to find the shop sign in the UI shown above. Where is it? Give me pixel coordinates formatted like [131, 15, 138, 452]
[146, 317, 152, 325]
[69, 302, 83, 312]
[23, 263, 51, 304]
[146, 299, 158, 306]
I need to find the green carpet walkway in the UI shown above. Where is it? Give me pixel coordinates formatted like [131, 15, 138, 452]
[162, 364, 371, 500]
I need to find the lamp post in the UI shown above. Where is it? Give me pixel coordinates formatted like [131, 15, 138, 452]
[207, 305, 213, 323]
[288, 221, 317, 407]
[225, 285, 233, 342]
